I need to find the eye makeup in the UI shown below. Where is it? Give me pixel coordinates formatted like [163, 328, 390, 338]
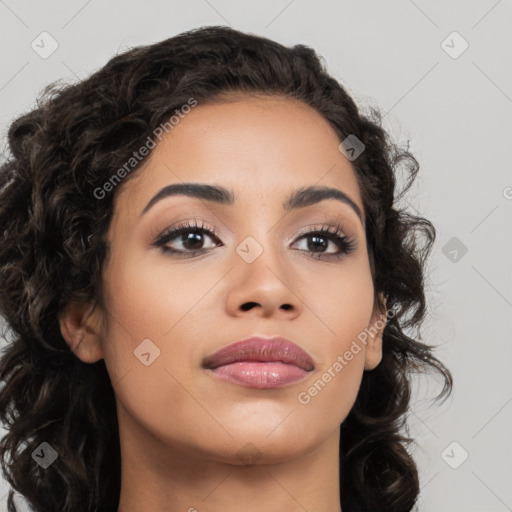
[151, 218, 357, 261]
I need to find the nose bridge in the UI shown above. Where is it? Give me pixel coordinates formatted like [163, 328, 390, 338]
[231, 198, 284, 268]
[223, 223, 302, 318]
[236, 231, 284, 280]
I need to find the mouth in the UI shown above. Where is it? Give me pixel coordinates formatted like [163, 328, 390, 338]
[202, 336, 315, 389]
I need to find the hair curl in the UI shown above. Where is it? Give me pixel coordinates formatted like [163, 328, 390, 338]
[0, 25, 452, 512]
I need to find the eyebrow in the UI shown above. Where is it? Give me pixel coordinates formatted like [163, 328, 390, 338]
[140, 182, 364, 226]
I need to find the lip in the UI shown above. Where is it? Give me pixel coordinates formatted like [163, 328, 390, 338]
[202, 336, 315, 389]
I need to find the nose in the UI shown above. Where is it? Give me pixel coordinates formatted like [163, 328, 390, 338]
[223, 242, 303, 319]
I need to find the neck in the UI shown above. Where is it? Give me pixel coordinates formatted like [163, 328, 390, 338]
[116, 402, 343, 512]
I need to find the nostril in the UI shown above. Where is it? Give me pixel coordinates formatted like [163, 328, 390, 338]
[240, 302, 258, 311]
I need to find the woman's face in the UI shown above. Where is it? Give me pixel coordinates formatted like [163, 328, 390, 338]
[70, 94, 385, 465]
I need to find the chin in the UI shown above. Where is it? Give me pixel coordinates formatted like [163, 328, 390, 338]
[225, 430, 322, 466]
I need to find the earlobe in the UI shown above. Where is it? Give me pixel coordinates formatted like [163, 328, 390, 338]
[59, 300, 105, 363]
[364, 293, 387, 371]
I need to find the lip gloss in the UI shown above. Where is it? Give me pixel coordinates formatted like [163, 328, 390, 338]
[207, 361, 310, 389]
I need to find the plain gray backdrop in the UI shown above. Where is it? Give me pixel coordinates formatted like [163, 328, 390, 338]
[0, 1, 511, 511]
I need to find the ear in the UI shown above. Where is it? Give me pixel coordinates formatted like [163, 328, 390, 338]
[364, 292, 387, 371]
[59, 300, 105, 363]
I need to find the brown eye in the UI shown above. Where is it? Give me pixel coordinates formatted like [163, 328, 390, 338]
[291, 226, 356, 260]
[154, 221, 221, 256]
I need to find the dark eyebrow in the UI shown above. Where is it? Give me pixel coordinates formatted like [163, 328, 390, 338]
[140, 183, 235, 216]
[140, 182, 364, 226]
[283, 185, 364, 226]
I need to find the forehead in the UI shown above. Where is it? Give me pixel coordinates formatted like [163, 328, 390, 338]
[116, 95, 364, 219]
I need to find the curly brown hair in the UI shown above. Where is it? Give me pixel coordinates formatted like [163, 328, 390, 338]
[0, 25, 452, 512]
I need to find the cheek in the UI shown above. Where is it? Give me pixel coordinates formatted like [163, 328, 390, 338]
[98, 255, 216, 444]
[292, 258, 374, 411]
[97, 251, 211, 391]
[297, 254, 375, 354]
[101, 249, 217, 346]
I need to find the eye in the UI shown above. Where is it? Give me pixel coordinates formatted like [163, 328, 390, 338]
[291, 225, 356, 260]
[152, 221, 356, 260]
[153, 220, 222, 257]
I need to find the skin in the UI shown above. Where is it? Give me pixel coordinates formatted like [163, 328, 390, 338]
[60, 94, 387, 512]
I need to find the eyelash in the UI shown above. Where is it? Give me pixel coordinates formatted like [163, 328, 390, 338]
[153, 220, 356, 260]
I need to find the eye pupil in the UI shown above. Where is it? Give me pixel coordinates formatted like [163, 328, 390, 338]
[308, 235, 328, 252]
[182, 231, 204, 250]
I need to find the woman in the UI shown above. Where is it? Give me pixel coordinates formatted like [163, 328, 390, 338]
[0, 26, 452, 512]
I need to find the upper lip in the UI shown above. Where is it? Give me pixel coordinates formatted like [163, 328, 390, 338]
[202, 336, 315, 371]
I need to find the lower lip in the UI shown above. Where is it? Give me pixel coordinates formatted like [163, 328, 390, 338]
[207, 361, 311, 389]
